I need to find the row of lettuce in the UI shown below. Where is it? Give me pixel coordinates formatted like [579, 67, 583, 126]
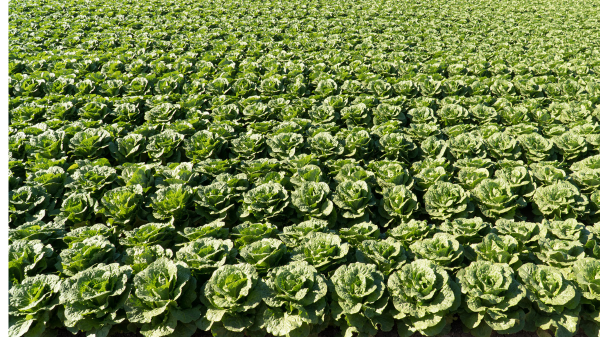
[9, 99, 600, 160]
[9, 216, 600, 337]
[10, 68, 600, 103]
[9, 152, 600, 231]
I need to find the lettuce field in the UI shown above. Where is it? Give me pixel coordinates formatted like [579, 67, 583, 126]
[8, 0, 600, 336]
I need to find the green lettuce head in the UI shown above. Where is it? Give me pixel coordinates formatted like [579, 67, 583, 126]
[9, 239, 54, 287]
[516, 263, 581, 337]
[330, 263, 393, 337]
[257, 261, 329, 337]
[388, 259, 461, 337]
[424, 182, 473, 221]
[198, 264, 265, 336]
[9, 274, 62, 337]
[456, 261, 526, 337]
[59, 263, 133, 337]
[125, 258, 202, 337]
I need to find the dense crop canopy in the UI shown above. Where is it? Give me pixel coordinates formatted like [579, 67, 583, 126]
[8, 0, 600, 335]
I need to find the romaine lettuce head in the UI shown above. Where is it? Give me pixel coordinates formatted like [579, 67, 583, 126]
[387, 219, 434, 249]
[486, 132, 521, 161]
[338, 222, 381, 246]
[63, 223, 118, 246]
[148, 184, 193, 223]
[68, 128, 111, 159]
[371, 161, 414, 192]
[183, 130, 226, 162]
[9, 185, 54, 227]
[541, 218, 589, 244]
[239, 182, 290, 222]
[58, 192, 97, 227]
[472, 179, 526, 220]
[230, 133, 266, 160]
[573, 258, 600, 302]
[494, 165, 536, 199]
[65, 165, 117, 198]
[410, 233, 464, 271]
[25, 166, 67, 198]
[109, 133, 146, 164]
[99, 184, 145, 227]
[266, 132, 304, 160]
[493, 219, 541, 246]
[121, 245, 174, 274]
[193, 182, 236, 223]
[471, 233, 521, 269]
[125, 258, 202, 337]
[289, 164, 326, 186]
[231, 221, 279, 248]
[437, 217, 491, 244]
[9, 220, 65, 245]
[198, 264, 265, 335]
[308, 132, 344, 161]
[291, 232, 349, 273]
[356, 238, 407, 276]
[388, 259, 461, 337]
[119, 221, 177, 248]
[9, 239, 54, 287]
[56, 235, 118, 277]
[59, 263, 133, 337]
[278, 219, 331, 248]
[239, 238, 287, 274]
[291, 181, 335, 220]
[333, 164, 375, 185]
[257, 261, 328, 337]
[332, 180, 375, 221]
[179, 220, 229, 242]
[145, 130, 185, 163]
[572, 257, 600, 337]
[518, 263, 580, 313]
[330, 263, 392, 337]
[532, 181, 589, 221]
[378, 185, 420, 225]
[176, 237, 236, 279]
[9, 274, 62, 337]
[516, 263, 580, 337]
[535, 238, 586, 269]
[424, 182, 473, 221]
[377, 132, 418, 162]
[456, 261, 526, 337]
[25, 130, 66, 160]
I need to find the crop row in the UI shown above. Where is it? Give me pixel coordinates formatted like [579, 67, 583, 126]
[9, 217, 600, 337]
[9, 154, 600, 229]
